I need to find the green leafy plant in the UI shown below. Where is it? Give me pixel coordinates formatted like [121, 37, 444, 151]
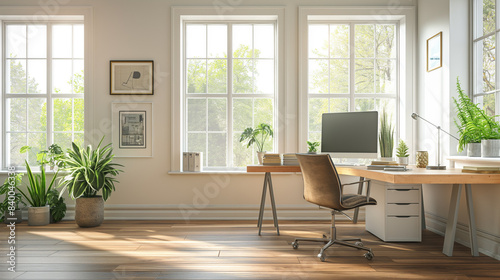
[239, 123, 274, 152]
[395, 140, 409, 158]
[47, 189, 66, 223]
[20, 143, 65, 168]
[18, 158, 58, 207]
[59, 137, 123, 201]
[0, 174, 26, 223]
[307, 141, 320, 153]
[379, 109, 394, 158]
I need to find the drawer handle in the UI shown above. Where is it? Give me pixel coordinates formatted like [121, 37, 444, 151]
[395, 216, 411, 218]
[395, 203, 411, 205]
[394, 189, 411, 191]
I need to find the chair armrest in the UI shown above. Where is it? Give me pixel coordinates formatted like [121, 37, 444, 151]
[341, 179, 371, 187]
[341, 179, 371, 203]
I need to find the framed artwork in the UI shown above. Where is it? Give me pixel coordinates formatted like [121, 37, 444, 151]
[112, 102, 153, 157]
[427, 32, 442, 72]
[110, 60, 154, 95]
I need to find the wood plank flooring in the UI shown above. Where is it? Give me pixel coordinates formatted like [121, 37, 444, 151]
[0, 220, 499, 279]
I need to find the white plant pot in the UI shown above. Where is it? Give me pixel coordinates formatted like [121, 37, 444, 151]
[481, 139, 500, 158]
[467, 143, 482, 157]
[28, 205, 50, 226]
[75, 196, 104, 227]
[397, 157, 409, 166]
[257, 151, 266, 165]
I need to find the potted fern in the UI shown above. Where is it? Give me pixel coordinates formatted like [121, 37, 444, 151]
[239, 123, 273, 164]
[59, 138, 123, 227]
[396, 140, 410, 166]
[379, 110, 394, 160]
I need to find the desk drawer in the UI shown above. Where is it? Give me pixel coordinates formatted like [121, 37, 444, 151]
[387, 203, 420, 216]
[386, 216, 421, 242]
[386, 189, 420, 203]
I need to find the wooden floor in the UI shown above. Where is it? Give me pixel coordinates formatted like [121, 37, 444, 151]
[1, 220, 499, 280]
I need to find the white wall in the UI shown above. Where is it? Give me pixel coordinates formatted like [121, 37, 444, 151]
[418, 0, 500, 260]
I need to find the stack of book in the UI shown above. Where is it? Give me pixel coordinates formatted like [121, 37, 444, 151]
[263, 153, 282, 165]
[367, 160, 400, 170]
[462, 166, 500, 174]
[282, 153, 299, 166]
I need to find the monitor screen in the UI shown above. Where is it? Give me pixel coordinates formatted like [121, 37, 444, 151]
[321, 111, 379, 158]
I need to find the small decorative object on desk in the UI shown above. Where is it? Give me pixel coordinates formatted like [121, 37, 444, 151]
[283, 153, 299, 166]
[307, 141, 319, 153]
[396, 140, 410, 166]
[262, 153, 281, 165]
[415, 151, 428, 168]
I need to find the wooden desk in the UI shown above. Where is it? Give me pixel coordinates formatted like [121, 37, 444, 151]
[247, 164, 500, 257]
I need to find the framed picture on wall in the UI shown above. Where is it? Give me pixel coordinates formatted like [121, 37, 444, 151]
[112, 102, 153, 157]
[427, 32, 442, 72]
[110, 60, 154, 95]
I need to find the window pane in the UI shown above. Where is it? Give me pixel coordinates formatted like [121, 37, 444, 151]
[254, 98, 273, 128]
[53, 98, 72, 132]
[52, 25, 72, 58]
[186, 24, 206, 58]
[28, 99, 47, 132]
[74, 98, 84, 131]
[309, 98, 329, 132]
[73, 60, 84, 93]
[254, 60, 274, 94]
[254, 24, 274, 58]
[187, 59, 207, 93]
[355, 98, 396, 116]
[233, 98, 252, 132]
[233, 133, 252, 167]
[233, 25, 253, 58]
[74, 133, 84, 147]
[355, 59, 375, 93]
[207, 133, 226, 166]
[28, 133, 47, 158]
[7, 98, 26, 132]
[483, 0, 496, 36]
[6, 25, 26, 58]
[187, 98, 206, 131]
[7, 59, 27, 94]
[330, 59, 349, 93]
[53, 59, 73, 93]
[309, 24, 328, 58]
[308, 132, 321, 147]
[207, 59, 227, 93]
[330, 98, 349, 112]
[27, 60, 47, 94]
[375, 59, 396, 94]
[208, 98, 226, 131]
[309, 59, 328, 94]
[330, 24, 349, 58]
[355, 24, 374, 58]
[375, 24, 396, 58]
[73, 24, 84, 58]
[28, 25, 47, 58]
[477, 93, 496, 116]
[482, 36, 495, 93]
[53, 132, 72, 151]
[7, 133, 26, 167]
[207, 25, 227, 58]
[233, 59, 253, 93]
[187, 133, 206, 157]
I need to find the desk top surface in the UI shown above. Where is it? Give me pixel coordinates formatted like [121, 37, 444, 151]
[246, 165, 500, 184]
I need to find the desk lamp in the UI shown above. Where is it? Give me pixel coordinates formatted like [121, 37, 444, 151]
[411, 113, 459, 170]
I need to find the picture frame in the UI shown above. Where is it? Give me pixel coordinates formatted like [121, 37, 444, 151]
[427, 32, 442, 72]
[110, 60, 154, 95]
[112, 102, 153, 157]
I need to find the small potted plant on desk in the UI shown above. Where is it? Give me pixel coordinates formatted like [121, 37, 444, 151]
[239, 123, 273, 165]
[59, 138, 123, 227]
[0, 174, 26, 224]
[307, 141, 320, 154]
[396, 140, 409, 166]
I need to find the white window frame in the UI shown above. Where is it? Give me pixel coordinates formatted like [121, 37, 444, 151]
[0, 7, 93, 170]
[171, 7, 285, 172]
[298, 6, 416, 155]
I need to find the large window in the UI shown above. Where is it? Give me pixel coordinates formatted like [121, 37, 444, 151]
[183, 22, 276, 169]
[306, 21, 398, 147]
[3, 21, 84, 167]
[473, 0, 498, 116]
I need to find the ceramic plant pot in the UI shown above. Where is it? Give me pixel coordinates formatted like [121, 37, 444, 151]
[481, 139, 500, 158]
[75, 196, 104, 227]
[467, 143, 481, 157]
[28, 205, 50, 226]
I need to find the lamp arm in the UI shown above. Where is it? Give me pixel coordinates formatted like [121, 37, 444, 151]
[412, 113, 459, 141]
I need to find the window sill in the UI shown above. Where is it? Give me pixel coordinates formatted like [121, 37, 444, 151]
[168, 171, 301, 175]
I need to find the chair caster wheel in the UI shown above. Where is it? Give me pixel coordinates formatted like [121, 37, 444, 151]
[292, 241, 299, 249]
[364, 251, 374, 260]
[317, 253, 326, 262]
[355, 241, 364, 248]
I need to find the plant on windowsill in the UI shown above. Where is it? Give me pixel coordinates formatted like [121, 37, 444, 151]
[59, 137, 123, 227]
[379, 109, 394, 160]
[307, 141, 320, 154]
[395, 140, 409, 166]
[239, 123, 274, 165]
[0, 173, 26, 224]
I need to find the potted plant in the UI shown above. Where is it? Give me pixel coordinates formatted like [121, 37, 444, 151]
[307, 141, 320, 154]
[453, 79, 484, 156]
[395, 140, 409, 166]
[0, 174, 26, 224]
[379, 109, 394, 160]
[59, 138, 123, 227]
[48, 189, 66, 223]
[239, 123, 273, 164]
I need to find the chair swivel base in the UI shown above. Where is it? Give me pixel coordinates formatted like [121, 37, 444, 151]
[291, 236, 374, 261]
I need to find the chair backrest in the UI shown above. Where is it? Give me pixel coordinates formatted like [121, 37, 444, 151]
[296, 154, 343, 210]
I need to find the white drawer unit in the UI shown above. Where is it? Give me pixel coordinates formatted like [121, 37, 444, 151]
[365, 181, 422, 242]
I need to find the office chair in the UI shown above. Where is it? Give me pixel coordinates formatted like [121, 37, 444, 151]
[291, 154, 377, 261]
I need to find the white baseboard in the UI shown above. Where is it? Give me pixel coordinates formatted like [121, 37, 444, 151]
[425, 212, 500, 261]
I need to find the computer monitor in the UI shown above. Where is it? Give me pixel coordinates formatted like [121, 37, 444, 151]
[321, 111, 379, 158]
